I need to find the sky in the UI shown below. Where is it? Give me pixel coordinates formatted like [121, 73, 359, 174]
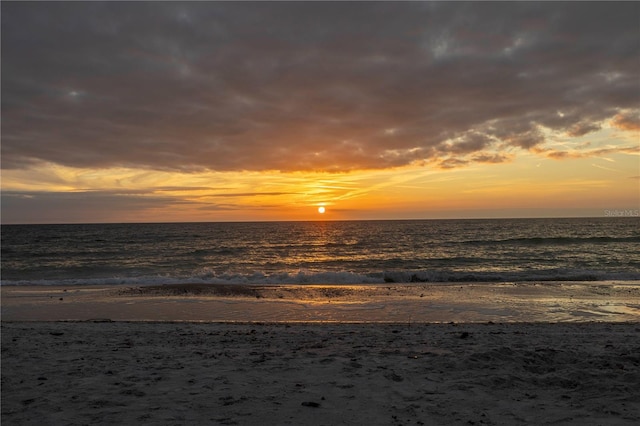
[1, 1, 639, 224]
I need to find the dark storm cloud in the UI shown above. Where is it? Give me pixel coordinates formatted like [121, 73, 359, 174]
[0, 188, 292, 223]
[0, 190, 189, 223]
[2, 1, 638, 172]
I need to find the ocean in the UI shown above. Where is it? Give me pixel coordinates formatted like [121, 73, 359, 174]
[1, 218, 639, 286]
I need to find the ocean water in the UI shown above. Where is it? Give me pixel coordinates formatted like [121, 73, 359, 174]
[1, 218, 639, 286]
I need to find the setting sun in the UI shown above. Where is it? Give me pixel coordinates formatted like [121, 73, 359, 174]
[318, 206, 326, 214]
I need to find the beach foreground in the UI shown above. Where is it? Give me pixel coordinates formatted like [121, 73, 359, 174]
[2, 321, 639, 425]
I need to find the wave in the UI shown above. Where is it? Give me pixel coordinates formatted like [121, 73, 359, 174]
[380, 269, 640, 283]
[462, 236, 640, 246]
[2, 268, 639, 287]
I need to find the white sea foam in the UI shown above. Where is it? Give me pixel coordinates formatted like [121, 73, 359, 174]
[2, 268, 639, 286]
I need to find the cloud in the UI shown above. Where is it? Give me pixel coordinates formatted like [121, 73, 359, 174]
[534, 145, 640, 160]
[0, 190, 189, 223]
[2, 2, 639, 173]
[0, 187, 295, 223]
[471, 153, 514, 164]
[153, 186, 219, 192]
[437, 157, 470, 170]
[612, 112, 640, 131]
[203, 192, 293, 198]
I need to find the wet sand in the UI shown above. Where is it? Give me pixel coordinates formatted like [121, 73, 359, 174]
[2, 281, 639, 323]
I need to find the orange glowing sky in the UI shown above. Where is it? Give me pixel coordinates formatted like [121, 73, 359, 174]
[1, 2, 639, 223]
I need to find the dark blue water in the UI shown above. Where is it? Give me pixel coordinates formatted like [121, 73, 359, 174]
[1, 218, 639, 285]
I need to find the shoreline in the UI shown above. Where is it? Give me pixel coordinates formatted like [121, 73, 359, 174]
[2, 281, 639, 323]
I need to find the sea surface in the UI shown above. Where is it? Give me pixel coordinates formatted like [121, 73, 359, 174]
[1, 218, 639, 286]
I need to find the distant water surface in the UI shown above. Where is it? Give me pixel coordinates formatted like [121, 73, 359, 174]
[1, 218, 639, 286]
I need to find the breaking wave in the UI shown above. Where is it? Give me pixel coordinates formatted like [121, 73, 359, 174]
[3, 268, 639, 287]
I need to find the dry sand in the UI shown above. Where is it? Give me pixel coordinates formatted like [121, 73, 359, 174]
[2, 282, 639, 425]
[2, 321, 639, 425]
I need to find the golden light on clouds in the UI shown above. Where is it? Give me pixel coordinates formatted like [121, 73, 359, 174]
[2, 136, 637, 223]
[1, 2, 639, 223]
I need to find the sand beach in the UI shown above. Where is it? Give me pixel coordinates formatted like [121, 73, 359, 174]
[2, 282, 640, 425]
[2, 320, 639, 425]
